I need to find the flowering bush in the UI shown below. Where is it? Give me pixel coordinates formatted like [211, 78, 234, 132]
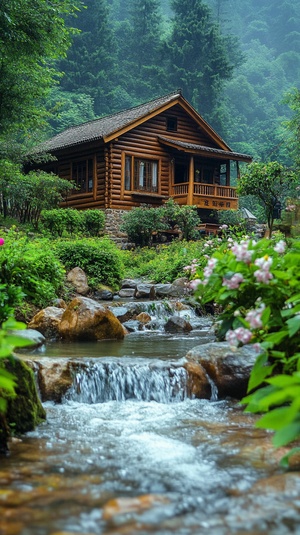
[192, 236, 300, 461]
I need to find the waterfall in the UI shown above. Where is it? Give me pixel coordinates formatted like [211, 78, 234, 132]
[63, 358, 190, 404]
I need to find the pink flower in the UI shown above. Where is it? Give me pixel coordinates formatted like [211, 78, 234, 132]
[0, 238, 4, 246]
[231, 241, 253, 264]
[226, 327, 252, 347]
[203, 257, 218, 279]
[245, 303, 265, 329]
[254, 269, 273, 283]
[222, 273, 244, 289]
[274, 240, 286, 254]
[254, 256, 273, 284]
[254, 256, 273, 270]
[219, 224, 228, 230]
[189, 279, 202, 290]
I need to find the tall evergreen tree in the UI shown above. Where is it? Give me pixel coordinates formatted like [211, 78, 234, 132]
[115, 0, 166, 101]
[59, 0, 117, 116]
[0, 0, 79, 140]
[165, 0, 236, 121]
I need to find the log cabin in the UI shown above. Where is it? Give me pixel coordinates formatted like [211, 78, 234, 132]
[33, 90, 252, 232]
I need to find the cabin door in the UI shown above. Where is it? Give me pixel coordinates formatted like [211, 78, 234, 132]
[174, 162, 188, 184]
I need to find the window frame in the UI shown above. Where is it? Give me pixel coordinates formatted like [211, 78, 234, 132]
[123, 153, 161, 195]
[71, 157, 95, 195]
[166, 116, 178, 132]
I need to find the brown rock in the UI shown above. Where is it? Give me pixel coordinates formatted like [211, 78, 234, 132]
[136, 312, 151, 324]
[164, 315, 192, 333]
[28, 307, 64, 339]
[29, 358, 75, 402]
[102, 494, 169, 521]
[58, 297, 125, 341]
[184, 361, 211, 399]
[186, 342, 257, 399]
[66, 267, 89, 295]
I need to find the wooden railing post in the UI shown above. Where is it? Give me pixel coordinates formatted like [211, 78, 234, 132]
[188, 156, 194, 205]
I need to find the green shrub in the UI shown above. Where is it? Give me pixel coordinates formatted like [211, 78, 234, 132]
[54, 237, 124, 289]
[0, 160, 73, 227]
[121, 205, 167, 246]
[121, 239, 215, 283]
[41, 208, 84, 237]
[0, 230, 65, 310]
[81, 209, 105, 236]
[162, 198, 201, 240]
[0, 284, 25, 324]
[121, 200, 201, 246]
[217, 209, 246, 232]
[41, 208, 106, 237]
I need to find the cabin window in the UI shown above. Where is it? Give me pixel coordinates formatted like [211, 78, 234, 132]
[166, 117, 177, 132]
[219, 163, 227, 186]
[124, 155, 158, 193]
[72, 159, 94, 193]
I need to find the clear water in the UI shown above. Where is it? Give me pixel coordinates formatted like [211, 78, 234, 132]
[2, 314, 300, 535]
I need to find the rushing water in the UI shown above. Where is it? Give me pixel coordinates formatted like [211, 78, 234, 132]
[1, 310, 300, 535]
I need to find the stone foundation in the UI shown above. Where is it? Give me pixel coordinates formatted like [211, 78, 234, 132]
[104, 209, 128, 246]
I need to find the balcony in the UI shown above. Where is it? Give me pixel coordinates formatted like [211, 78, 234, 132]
[172, 182, 238, 211]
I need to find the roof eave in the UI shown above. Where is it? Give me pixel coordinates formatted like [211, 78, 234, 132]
[158, 136, 252, 162]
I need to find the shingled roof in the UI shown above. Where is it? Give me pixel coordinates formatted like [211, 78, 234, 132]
[33, 90, 232, 154]
[33, 91, 182, 153]
[158, 136, 252, 162]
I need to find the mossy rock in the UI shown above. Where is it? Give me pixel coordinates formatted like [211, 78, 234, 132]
[4, 357, 46, 434]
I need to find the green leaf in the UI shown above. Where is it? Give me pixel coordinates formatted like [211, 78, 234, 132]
[0, 376, 16, 393]
[286, 294, 300, 304]
[280, 447, 300, 468]
[242, 385, 275, 412]
[267, 375, 300, 387]
[0, 398, 7, 413]
[272, 270, 291, 280]
[259, 385, 300, 410]
[255, 406, 296, 430]
[263, 330, 288, 345]
[273, 422, 300, 447]
[261, 306, 271, 325]
[287, 316, 300, 337]
[5, 335, 34, 348]
[248, 364, 275, 392]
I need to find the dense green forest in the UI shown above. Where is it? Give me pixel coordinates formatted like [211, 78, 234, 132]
[49, 0, 300, 163]
[0, 0, 299, 166]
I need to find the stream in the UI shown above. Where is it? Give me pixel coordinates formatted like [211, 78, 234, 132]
[1, 305, 300, 535]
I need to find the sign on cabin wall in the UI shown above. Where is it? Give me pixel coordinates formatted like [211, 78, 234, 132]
[198, 199, 237, 210]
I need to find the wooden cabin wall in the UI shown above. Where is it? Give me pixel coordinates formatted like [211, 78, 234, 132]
[109, 104, 214, 210]
[47, 144, 106, 210]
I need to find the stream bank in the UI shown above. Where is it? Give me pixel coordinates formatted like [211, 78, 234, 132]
[1, 298, 300, 534]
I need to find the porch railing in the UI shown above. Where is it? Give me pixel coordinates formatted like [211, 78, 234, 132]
[172, 183, 237, 199]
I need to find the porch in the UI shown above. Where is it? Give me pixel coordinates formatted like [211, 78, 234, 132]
[172, 182, 238, 211]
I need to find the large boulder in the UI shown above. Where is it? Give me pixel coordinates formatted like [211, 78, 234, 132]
[10, 328, 46, 349]
[58, 296, 125, 341]
[183, 361, 211, 399]
[4, 358, 46, 433]
[186, 342, 258, 399]
[25, 358, 75, 402]
[66, 267, 90, 295]
[134, 284, 156, 299]
[164, 315, 192, 333]
[28, 307, 65, 340]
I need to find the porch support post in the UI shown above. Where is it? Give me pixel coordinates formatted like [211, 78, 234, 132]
[188, 155, 194, 205]
[226, 161, 230, 186]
